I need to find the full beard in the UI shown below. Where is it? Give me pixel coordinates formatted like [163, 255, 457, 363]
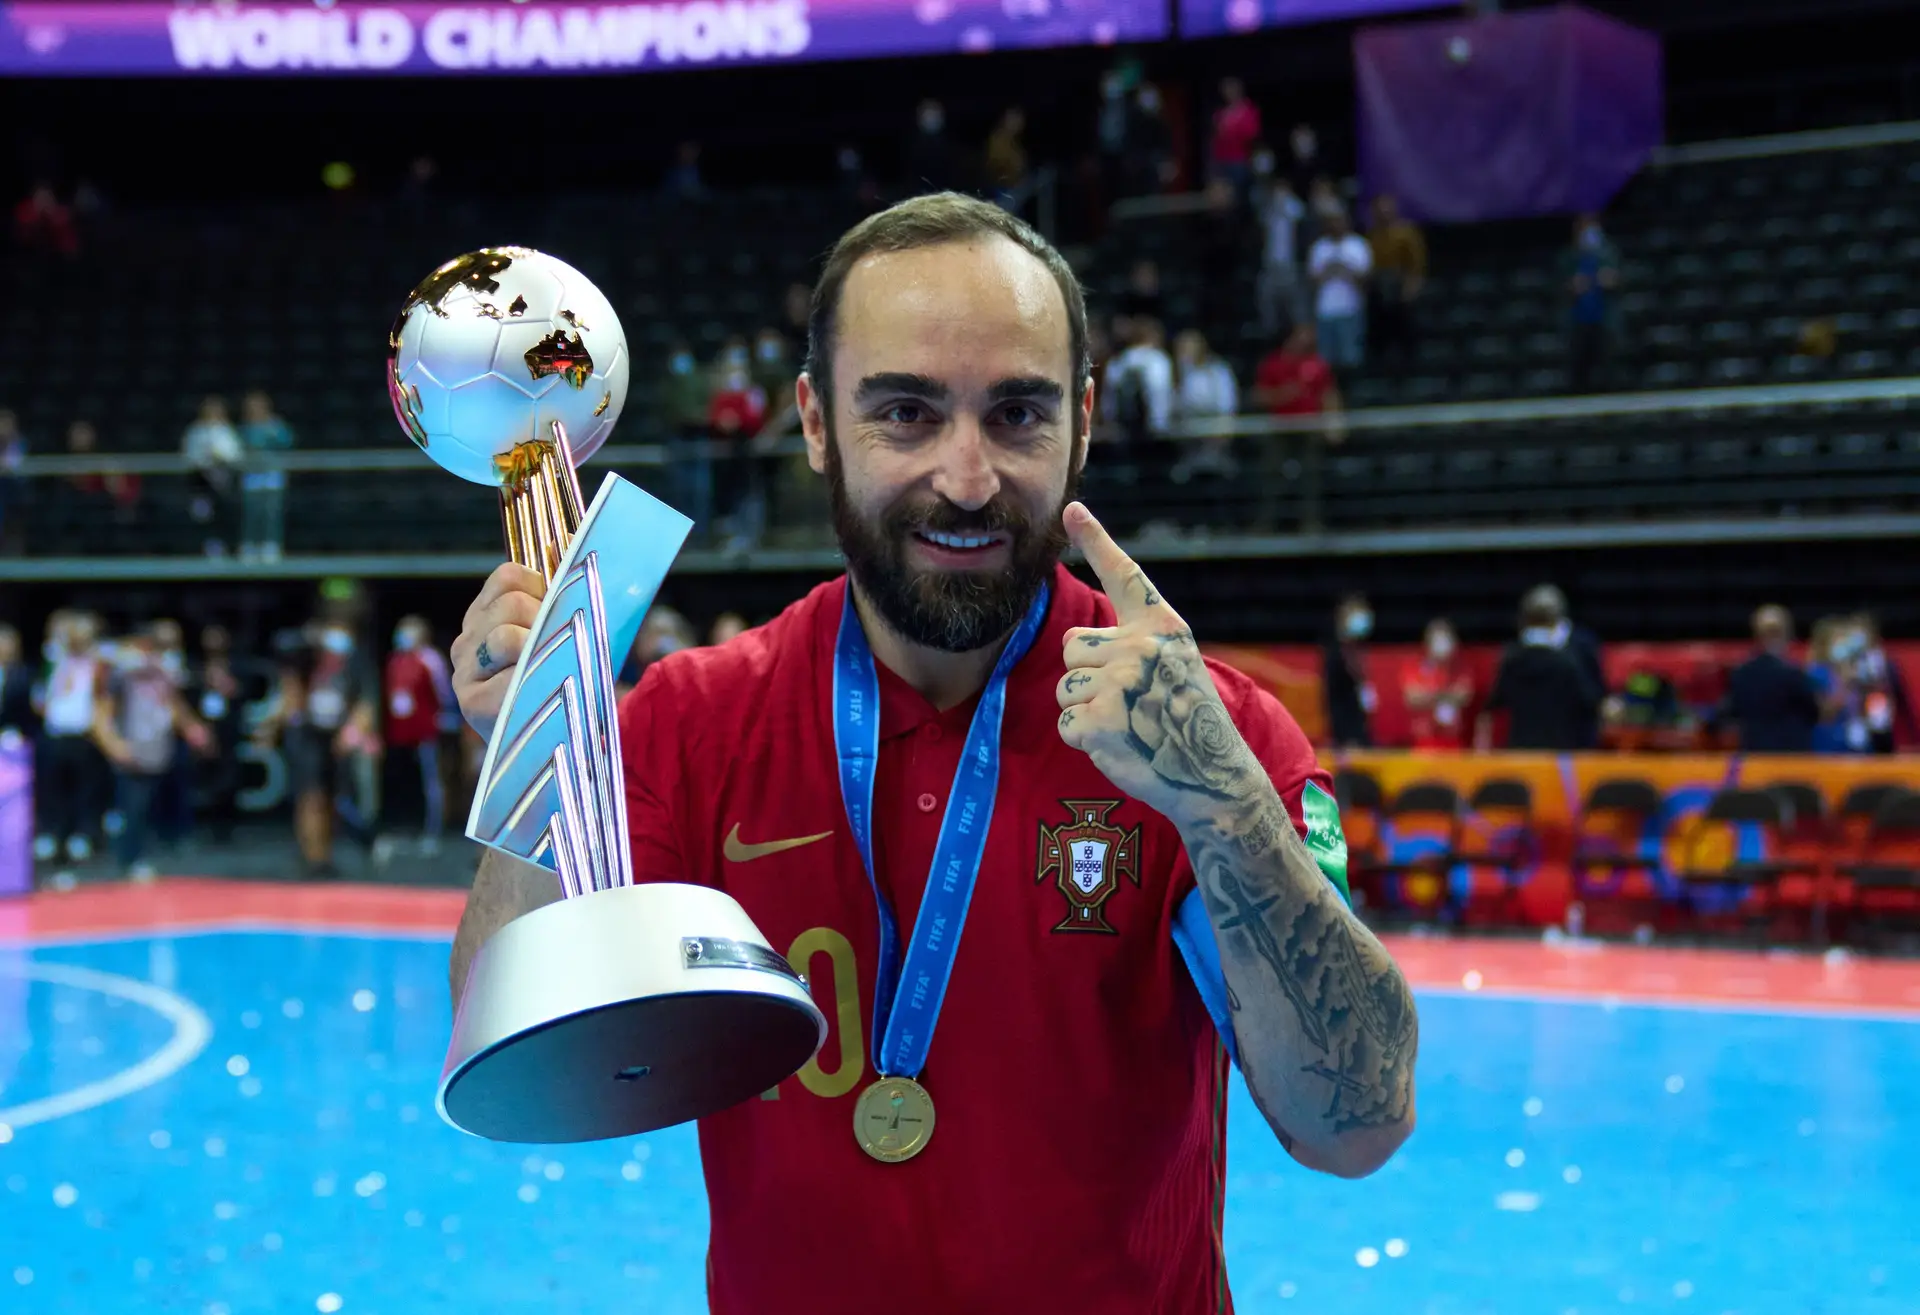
[825, 431, 1074, 654]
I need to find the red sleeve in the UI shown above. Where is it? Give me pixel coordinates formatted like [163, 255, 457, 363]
[618, 659, 695, 885]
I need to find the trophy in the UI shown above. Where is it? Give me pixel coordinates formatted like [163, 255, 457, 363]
[390, 247, 826, 1144]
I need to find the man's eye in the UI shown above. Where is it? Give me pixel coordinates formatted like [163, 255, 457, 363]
[882, 403, 928, 425]
[997, 404, 1039, 427]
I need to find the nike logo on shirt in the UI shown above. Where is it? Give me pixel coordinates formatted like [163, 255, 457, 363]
[724, 823, 833, 863]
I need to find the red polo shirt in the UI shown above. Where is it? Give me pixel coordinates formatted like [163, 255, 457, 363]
[619, 563, 1331, 1314]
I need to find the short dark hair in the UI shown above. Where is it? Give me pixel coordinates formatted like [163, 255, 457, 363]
[805, 192, 1090, 422]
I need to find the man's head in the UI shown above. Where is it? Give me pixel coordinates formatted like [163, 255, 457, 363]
[201, 624, 230, 659]
[1336, 593, 1372, 643]
[1220, 76, 1245, 104]
[0, 408, 16, 438]
[198, 396, 228, 424]
[1323, 206, 1352, 238]
[1284, 322, 1318, 356]
[1173, 329, 1208, 365]
[1372, 193, 1400, 224]
[709, 612, 748, 646]
[754, 327, 789, 367]
[1752, 604, 1793, 653]
[1519, 584, 1568, 633]
[393, 615, 430, 651]
[241, 391, 273, 424]
[797, 192, 1092, 653]
[998, 106, 1026, 136]
[917, 99, 945, 135]
[1573, 212, 1602, 245]
[1129, 317, 1165, 352]
[149, 618, 183, 654]
[1424, 617, 1456, 661]
[67, 420, 96, 453]
[0, 623, 18, 666]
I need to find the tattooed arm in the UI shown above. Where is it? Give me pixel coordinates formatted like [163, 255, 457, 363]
[1056, 503, 1417, 1177]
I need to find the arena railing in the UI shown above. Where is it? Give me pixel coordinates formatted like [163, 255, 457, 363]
[7, 375, 1920, 581]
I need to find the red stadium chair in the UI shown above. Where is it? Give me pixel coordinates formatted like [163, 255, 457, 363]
[1374, 781, 1464, 920]
[1761, 779, 1833, 942]
[1334, 768, 1386, 911]
[1839, 790, 1920, 947]
[1571, 777, 1666, 931]
[1674, 788, 1795, 937]
[1457, 778, 1536, 925]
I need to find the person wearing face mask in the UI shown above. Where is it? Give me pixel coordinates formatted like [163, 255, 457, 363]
[661, 340, 715, 544]
[188, 625, 245, 845]
[380, 616, 446, 860]
[1402, 619, 1473, 751]
[1563, 213, 1620, 393]
[270, 609, 378, 879]
[1323, 594, 1376, 749]
[33, 611, 108, 865]
[708, 336, 770, 554]
[1476, 587, 1602, 751]
[92, 624, 209, 881]
[1848, 612, 1917, 754]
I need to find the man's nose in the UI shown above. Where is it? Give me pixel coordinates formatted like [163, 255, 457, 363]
[929, 418, 1000, 511]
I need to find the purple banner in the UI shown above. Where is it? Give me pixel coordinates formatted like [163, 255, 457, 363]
[0, 0, 1166, 75]
[1355, 5, 1663, 223]
[1179, 0, 1444, 40]
[0, 734, 29, 899]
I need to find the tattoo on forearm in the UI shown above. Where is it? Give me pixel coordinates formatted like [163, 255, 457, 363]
[1114, 629, 1417, 1136]
[1198, 818, 1417, 1132]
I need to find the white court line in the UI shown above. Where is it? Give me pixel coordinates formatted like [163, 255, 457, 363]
[1417, 983, 1920, 1025]
[0, 919, 457, 951]
[0, 960, 213, 1131]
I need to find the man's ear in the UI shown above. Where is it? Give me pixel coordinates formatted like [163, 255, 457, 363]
[1074, 376, 1095, 478]
[797, 371, 829, 475]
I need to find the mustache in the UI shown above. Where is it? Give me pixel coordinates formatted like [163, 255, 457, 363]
[885, 497, 1032, 537]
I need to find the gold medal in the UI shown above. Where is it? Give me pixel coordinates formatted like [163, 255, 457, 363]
[853, 1076, 936, 1163]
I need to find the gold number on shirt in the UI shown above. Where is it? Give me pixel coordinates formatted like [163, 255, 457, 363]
[786, 926, 865, 1099]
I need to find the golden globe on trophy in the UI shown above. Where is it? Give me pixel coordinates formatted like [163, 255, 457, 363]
[389, 248, 826, 1144]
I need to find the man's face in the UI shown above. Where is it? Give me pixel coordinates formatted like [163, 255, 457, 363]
[798, 237, 1091, 653]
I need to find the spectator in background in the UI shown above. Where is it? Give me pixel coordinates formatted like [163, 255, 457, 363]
[1323, 594, 1376, 749]
[665, 141, 705, 201]
[1851, 612, 1917, 753]
[93, 624, 208, 882]
[34, 611, 106, 864]
[708, 337, 770, 553]
[269, 612, 378, 880]
[984, 107, 1030, 213]
[907, 99, 959, 193]
[1476, 586, 1602, 751]
[238, 391, 294, 562]
[1102, 316, 1175, 452]
[1563, 213, 1620, 392]
[14, 182, 78, 258]
[147, 617, 197, 849]
[1306, 177, 1343, 232]
[1170, 329, 1239, 483]
[381, 615, 446, 860]
[1286, 125, 1322, 203]
[780, 281, 812, 357]
[1805, 617, 1857, 753]
[0, 624, 33, 735]
[660, 341, 714, 542]
[1253, 157, 1306, 336]
[1722, 605, 1821, 753]
[66, 419, 140, 521]
[1253, 323, 1339, 421]
[1403, 618, 1473, 750]
[182, 396, 242, 556]
[1209, 77, 1262, 204]
[1128, 84, 1176, 197]
[1309, 208, 1372, 378]
[1367, 194, 1427, 365]
[709, 612, 749, 647]
[751, 326, 797, 419]
[1114, 259, 1163, 344]
[187, 625, 244, 844]
[619, 605, 698, 692]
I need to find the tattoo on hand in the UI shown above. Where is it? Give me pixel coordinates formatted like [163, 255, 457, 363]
[1065, 672, 1092, 693]
[1116, 631, 1248, 801]
[1058, 709, 1075, 728]
[475, 641, 493, 674]
[1079, 634, 1112, 648]
[1126, 569, 1162, 607]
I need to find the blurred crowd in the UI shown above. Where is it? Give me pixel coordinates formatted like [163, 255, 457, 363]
[0, 586, 752, 884]
[1321, 587, 1916, 755]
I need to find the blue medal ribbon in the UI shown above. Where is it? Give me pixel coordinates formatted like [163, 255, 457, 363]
[832, 582, 1050, 1080]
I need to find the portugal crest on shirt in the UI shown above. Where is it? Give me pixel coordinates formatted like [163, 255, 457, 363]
[1035, 800, 1141, 934]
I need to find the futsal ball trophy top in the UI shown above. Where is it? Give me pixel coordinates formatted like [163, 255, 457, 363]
[391, 248, 826, 1144]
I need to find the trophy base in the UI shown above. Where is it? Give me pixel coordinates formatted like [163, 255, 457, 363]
[438, 882, 826, 1144]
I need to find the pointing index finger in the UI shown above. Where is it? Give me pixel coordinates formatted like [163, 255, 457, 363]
[1065, 501, 1164, 618]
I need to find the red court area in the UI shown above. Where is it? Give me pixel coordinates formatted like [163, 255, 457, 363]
[5, 878, 1917, 1016]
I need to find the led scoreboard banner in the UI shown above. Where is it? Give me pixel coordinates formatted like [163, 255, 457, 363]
[0, 0, 1168, 75]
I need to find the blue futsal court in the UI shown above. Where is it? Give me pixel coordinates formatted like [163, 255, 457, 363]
[2, 917, 1917, 1314]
